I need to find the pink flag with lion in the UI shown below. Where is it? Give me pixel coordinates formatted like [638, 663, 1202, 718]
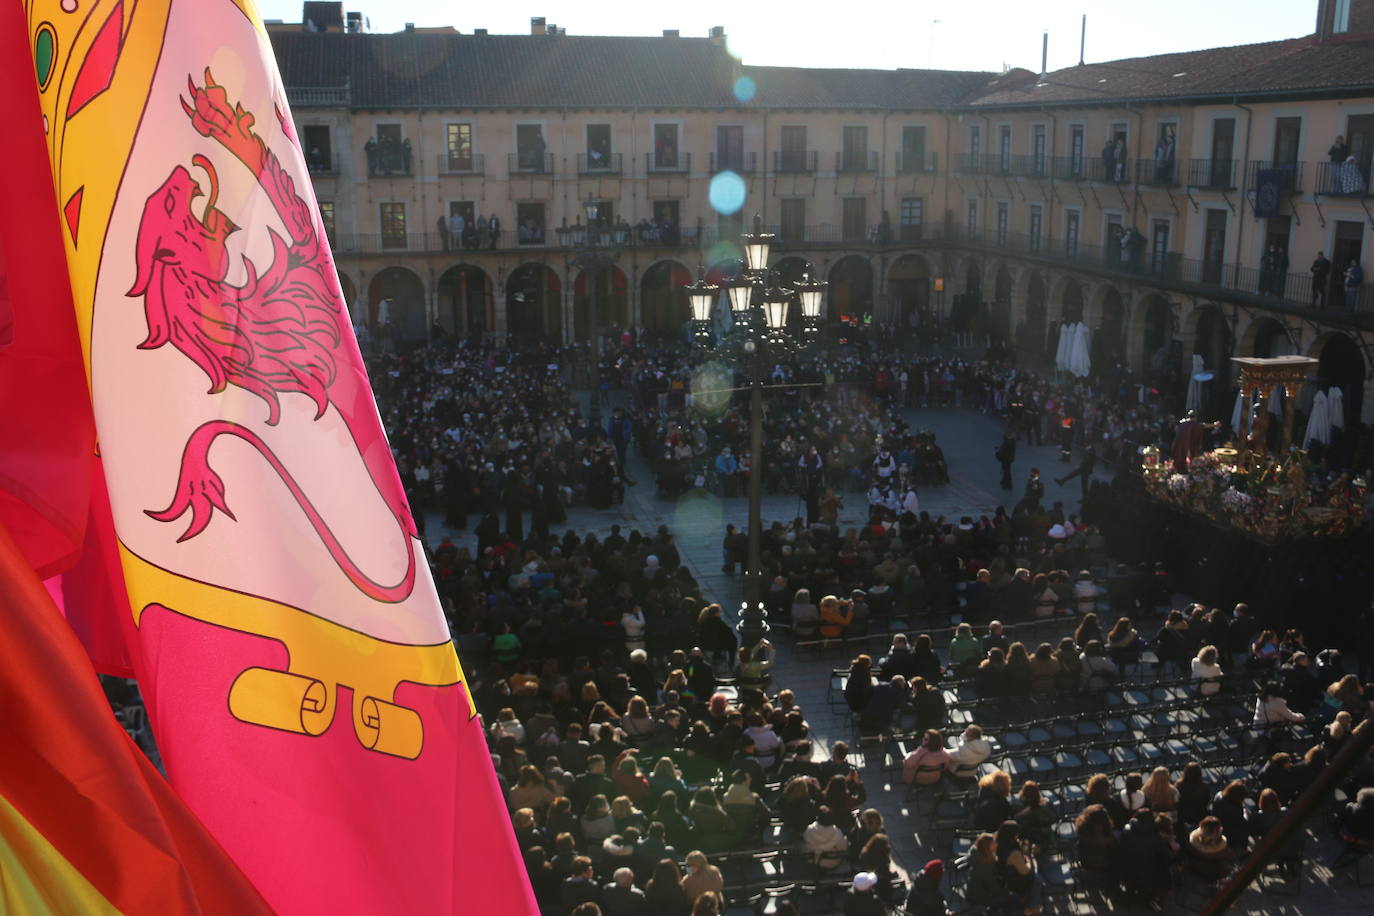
[23, 0, 534, 911]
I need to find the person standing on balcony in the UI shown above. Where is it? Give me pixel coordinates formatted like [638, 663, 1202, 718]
[1153, 130, 1175, 183]
[364, 137, 378, 176]
[401, 138, 412, 174]
[1101, 138, 1116, 183]
[1329, 135, 1350, 191]
[436, 216, 449, 252]
[489, 213, 502, 249]
[1113, 138, 1127, 182]
[450, 210, 465, 251]
[1345, 259, 1363, 312]
[1311, 252, 1331, 308]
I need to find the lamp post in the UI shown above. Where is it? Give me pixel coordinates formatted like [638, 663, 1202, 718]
[683, 214, 825, 648]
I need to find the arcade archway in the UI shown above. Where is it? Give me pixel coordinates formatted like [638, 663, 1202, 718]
[640, 260, 692, 335]
[1191, 306, 1233, 420]
[574, 264, 629, 341]
[827, 255, 874, 327]
[367, 266, 426, 343]
[1021, 271, 1048, 356]
[436, 264, 493, 337]
[1092, 286, 1124, 374]
[887, 254, 932, 337]
[992, 266, 1013, 342]
[506, 263, 561, 343]
[1313, 332, 1366, 433]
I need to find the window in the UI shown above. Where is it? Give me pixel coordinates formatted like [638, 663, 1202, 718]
[899, 197, 923, 242]
[966, 198, 978, 239]
[516, 124, 547, 171]
[842, 126, 869, 171]
[842, 198, 867, 242]
[653, 123, 680, 169]
[1151, 220, 1171, 274]
[1203, 208, 1227, 283]
[445, 123, 474, 171]
[379, 202, 407, 249]
[1152, 123, 1178, 184]
[901, 126, 927, 172]
[998, 125, 1012, 172]
[716, 125, 744, 171]
[516, 202, 545, 245]
[780, 198, 806, 242]
[1334, 0, 1351, 33]
[586, 124, 612, 166]
[1065, 209, 1080, 258]
[1029, 204, 1042, 252]
[1105, 213, 1124, 266]
[780, 125, 808, 171]
[318, 201, 335, 242]
[1032, 124, 1046, 175]
[303, 125, 332, 172]
[585, 200, 614, 233]
[969, 125, 981, 161]
[1070, 124, 1085, 177]
[996, 201, 1009, 245]
[717, 212, 744, 243]
[448, 201, 475, 249]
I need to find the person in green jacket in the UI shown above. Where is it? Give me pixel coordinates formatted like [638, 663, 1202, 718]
[493, 622, 522, 665]
[948, 622, 983, 674]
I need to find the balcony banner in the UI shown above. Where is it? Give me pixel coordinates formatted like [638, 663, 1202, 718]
[1254, 168, 1283, 218]
[22, 1, 534, 913]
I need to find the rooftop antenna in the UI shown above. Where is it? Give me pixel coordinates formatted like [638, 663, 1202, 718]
[928, 19, 940, 68]
[1079, 14, 1086, 66]
[1038, 31, 1048, 85]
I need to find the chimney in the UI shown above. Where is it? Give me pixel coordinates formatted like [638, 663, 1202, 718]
[663, 29, 680, 38]
[1038, 32, 1048, 84]
[473, 28, 487, 36]
[530, 16, 546, 36]
[1079, 15, 1086, 65]
[403, 22, 414, 32]
[709, 25, 725, 45]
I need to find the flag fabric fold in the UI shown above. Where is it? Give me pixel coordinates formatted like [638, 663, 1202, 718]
[19, 0, 534, 911]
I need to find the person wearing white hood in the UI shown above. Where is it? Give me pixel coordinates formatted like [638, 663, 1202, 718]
[945, 724, 992, 782]
[900, 483, 920, 518]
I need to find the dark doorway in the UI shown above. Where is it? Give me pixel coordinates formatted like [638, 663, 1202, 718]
[1203, 209, 1228, 284]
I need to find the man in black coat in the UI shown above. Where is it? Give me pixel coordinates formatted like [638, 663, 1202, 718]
[995, 433, 1016, 490]
[1056, 445, 1098, 501]
[1019, 467, 1045, 511]
[1312, 251, 1332, 308]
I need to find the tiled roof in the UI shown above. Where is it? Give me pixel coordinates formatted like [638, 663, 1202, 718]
[967, 37, 1374, 107]
[268, 31, 996, 110]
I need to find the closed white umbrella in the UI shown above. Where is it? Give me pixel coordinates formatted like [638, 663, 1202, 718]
[1055, 322, 1072, 371]
[1073, 322, 1092, 377]
[1304, 390, 1330, 447]
[1328, 386, 1346, 430]
[1185, 354, 1204, 413]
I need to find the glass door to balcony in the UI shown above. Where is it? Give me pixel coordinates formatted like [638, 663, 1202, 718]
[717, 125, 744, 172]
[1346, 114, 1374, 189]
[780, 198, 805, 242]
[780, 125, 807, 172]
[1151, 220, 1171, 275]
[517, 124, 547, 171]
[1032, 124, 1046, 176]
[899, 197, 923, 242]
[1203, 208, 1227, 284]
[902, 125, 926, 172]
[446, 123, 473, 172]
[842, 126, 869, 171]
[586, 123, 612, 170]
[1210, 118, 1235, 188]
[842, 198, 867, 242]
[998, 126, 1012, 173]
[1070, 125, 1085, 178]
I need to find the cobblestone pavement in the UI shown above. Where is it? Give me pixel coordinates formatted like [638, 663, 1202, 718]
[426, 400, 1373, 914]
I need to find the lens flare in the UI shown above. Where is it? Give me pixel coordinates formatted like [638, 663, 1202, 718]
[709, 171, 747, 215]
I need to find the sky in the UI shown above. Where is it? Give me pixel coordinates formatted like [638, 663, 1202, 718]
[261, 0, 1317, 73]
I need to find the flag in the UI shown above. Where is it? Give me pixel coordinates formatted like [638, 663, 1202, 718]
[22, 1, 534, 912]
[0, 518, 274, 916]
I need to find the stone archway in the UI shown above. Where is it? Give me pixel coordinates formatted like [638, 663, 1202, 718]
[574, 264, 629, 341]
[506, 263, 562, 343]
[1091, 286, 1125, 375]
[640, 260, 692, 336]
[992, 265, 1013, 343]
[827, 255, 874, 327]
[1020, 271, 1048, 356]
[1047, 277, 1085, 365]
[1131, 293, 1173, 373]
[887, 253, 932, 338]
[337, 272, 358, 324]
[436, 264, 493, 338]
[367, 266, 426, 344]
[1188, 305, 1233, 420]
[1239, 316, 1293, 358]
[1311, 331, 1366, 433]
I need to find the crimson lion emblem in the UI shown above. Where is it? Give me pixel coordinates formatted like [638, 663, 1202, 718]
[128, 69, 417, 603]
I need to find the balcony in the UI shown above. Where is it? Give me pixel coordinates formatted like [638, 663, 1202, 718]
[1186, 158, 1239, 190]
[578, 152, 623, 175]
[836, 150, 879, 173]
[953, 153, 988, 174]
[1314, 160, 1371, 196]
[1136, 158, 1180, 187]
[710, 151, 757, 174]
[508, 152, 554, 174]
[305, 151, 340, 177]
[895, 151, 938, 173]
[773, 150, 818, 174]
[1052, 156, 1089, 181]
[1246, 160, 1303, 194]
[436, 152, 485, 176]
[365, 146, 412, 178]
[937, 225, 1374, 314]
[646, 151, 691, 173]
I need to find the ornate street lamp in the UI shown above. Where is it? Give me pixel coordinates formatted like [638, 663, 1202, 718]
[681, 219, 826, 648]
